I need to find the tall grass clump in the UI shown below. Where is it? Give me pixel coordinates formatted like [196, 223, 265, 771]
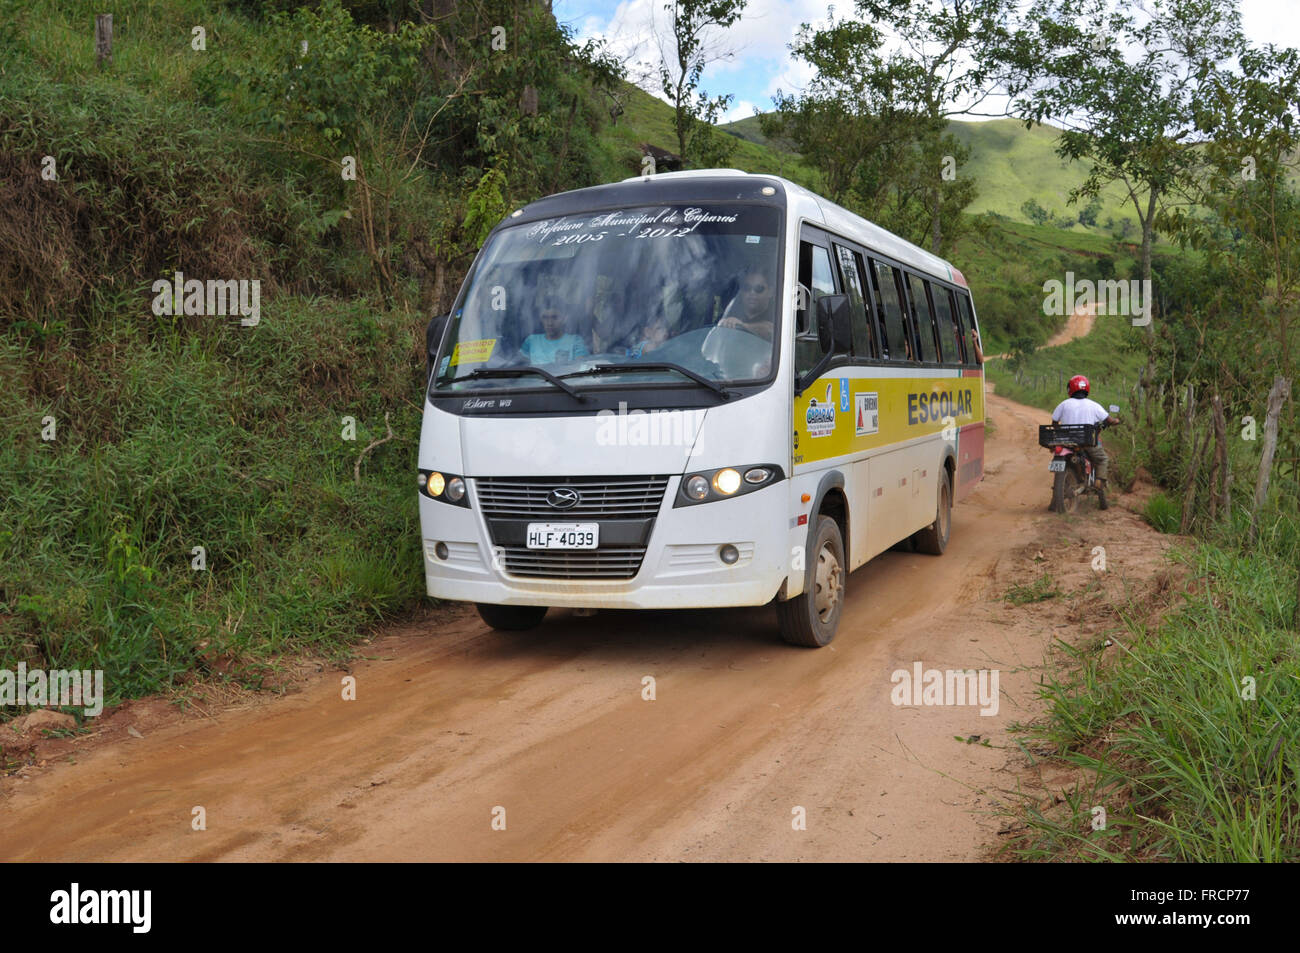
[1006, 524, 1300, 861]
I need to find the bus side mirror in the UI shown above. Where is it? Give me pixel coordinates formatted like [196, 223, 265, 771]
[815, 294, 853, 354]
[427, 313, 448, 368]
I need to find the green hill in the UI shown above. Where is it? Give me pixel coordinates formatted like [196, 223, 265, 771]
[946, 118, 1138, 234]
[713, 111, 1140, 235]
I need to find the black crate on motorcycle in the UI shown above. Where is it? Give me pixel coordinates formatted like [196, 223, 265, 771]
[1039, 423, 1098, 449]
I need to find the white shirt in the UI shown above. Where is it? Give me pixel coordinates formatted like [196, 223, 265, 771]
[1052, 395, 1110, 426]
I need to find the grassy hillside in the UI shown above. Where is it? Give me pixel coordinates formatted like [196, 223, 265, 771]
[609, 82, 818, 183]
[719, 111, 1141, 236]
[946, 118, 1138, 234]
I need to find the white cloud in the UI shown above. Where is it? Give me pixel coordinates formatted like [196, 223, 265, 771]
[723, 99, 759, 122]
[559, 0, 830, 109]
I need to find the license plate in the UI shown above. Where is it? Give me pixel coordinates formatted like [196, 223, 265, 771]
[1048, 460, 1067, 472]
[526, 522, 599, 549]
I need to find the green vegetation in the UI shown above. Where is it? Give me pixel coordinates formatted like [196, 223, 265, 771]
[983, 312, 1146, 413]
[0, 0, 622, 703]
[1008, 530, 1300, 861]
[1004, 573, 1064, 605]
[1143, 493, 1182, 534]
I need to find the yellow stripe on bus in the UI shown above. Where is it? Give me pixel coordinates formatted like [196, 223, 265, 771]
[793, 372, 985, 466]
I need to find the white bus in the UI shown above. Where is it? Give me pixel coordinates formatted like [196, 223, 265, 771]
[419, 171, 985, 646]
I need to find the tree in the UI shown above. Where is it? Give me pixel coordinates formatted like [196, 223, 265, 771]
[656, 0, 747, 165]
[1005, 0, 1247, 365]
[1164, 44, 1300, 534]
[1077, 196, 1102, 227]
[1021, 197, 1049, 225]
[854, 0, 1021, 252]
[760, 11, 979, 254]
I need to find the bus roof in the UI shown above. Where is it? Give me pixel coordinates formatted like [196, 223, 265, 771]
[504, 169, 966, 289]
[617, 170, 965, 287]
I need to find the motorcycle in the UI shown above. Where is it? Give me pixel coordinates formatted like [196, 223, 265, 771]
[1039, 404, 1120, 514]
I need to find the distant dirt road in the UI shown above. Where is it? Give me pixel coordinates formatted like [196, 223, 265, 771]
[0, 391, 1172, 861]
[992, 302, 1098, 360]
[1044, 303, 1098, 348]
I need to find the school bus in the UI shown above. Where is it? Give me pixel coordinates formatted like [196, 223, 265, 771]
[419, 170, 984, 646]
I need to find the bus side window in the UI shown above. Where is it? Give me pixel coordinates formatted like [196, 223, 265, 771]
[870, 259, 911, 362]
[907, 273, 939, 364]
[796, 240, 836, 376]
[834, 243, 877, 360]
[931, 283, 962, 364]
[955, 292, 980, 365]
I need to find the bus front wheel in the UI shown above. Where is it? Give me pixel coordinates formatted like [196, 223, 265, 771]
[777, 515, 845, 648]
[475, 603, 547, 631]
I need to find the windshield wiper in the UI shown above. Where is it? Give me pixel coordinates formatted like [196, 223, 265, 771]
[440, 367, 587, 401]
[561, 362, 731, 399]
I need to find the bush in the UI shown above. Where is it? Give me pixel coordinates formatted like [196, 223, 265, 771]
[1144, 492, 1182, 533]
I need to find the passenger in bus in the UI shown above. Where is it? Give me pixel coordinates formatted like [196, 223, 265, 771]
[626, 311, 670, 359]
[717, 266, 776, 341]
[520, 300, 589, 365]
[590, 286, 627, 354]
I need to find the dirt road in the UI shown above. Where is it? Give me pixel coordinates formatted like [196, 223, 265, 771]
[1044, 304, 1097, 348]
[992, 302, 1097, 360]
[0, 392, 1173, 861]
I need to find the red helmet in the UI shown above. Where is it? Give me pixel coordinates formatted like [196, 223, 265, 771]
[1067, 374, 1090, 396]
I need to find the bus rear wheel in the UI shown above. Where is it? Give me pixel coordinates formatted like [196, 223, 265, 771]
[913, 469, 952, 555]
[475, 603, 547, 631]
[777, 515, 845, 648]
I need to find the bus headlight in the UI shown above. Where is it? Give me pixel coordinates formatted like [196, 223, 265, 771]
[713, 468, 742, 495]
[420, 469, 470, 507]
[676, 465, 784, 507]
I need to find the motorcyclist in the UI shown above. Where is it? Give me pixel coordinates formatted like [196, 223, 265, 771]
[1050, 375, 1120, 510]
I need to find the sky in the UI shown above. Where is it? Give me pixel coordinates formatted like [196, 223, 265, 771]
[552, 0, 1300, 124]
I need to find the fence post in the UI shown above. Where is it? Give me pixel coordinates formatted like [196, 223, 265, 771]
[1248, 376, 1292, 544]
[1210, 394, 1228, 522]
[95, 14, 112, 67]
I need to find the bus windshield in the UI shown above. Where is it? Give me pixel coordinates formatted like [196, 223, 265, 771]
[433, 204, 782, 392]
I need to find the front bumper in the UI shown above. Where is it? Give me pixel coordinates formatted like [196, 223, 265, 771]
[419, 476, 788, 609]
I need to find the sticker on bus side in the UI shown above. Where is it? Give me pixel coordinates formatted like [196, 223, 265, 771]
[450, 338, 496, 366]
[855, 392, 879, 436]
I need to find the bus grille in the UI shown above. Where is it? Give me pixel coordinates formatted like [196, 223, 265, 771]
[476, 476, 670, 519]
[499, 546, 647, 579]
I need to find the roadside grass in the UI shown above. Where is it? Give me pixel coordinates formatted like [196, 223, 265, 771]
[0, 297, 427, 710]
[1143, 493, 1182, 533]
[1004, 573, 1064, 605]
[1002, 524, 1300, 861]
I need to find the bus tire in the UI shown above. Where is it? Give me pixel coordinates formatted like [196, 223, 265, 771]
[777, 515, 845, 648]
[913, 469, 952, 555]
[475, 603, 547, 631]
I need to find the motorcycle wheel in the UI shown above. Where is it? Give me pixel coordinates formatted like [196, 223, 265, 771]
[1051, 467, 1081, 514]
